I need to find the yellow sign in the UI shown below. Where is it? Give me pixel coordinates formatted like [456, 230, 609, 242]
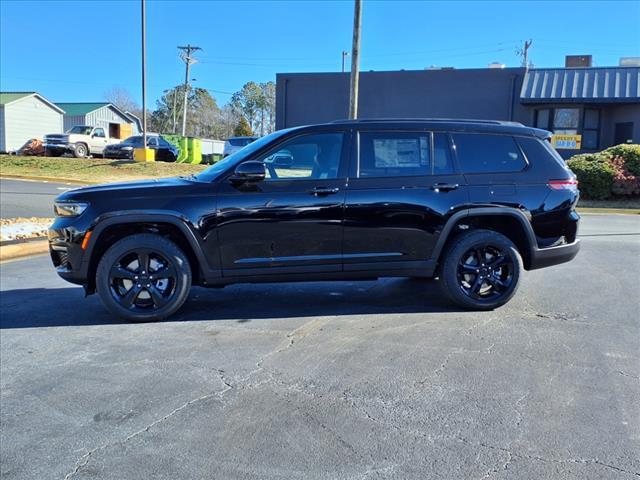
[552, 134, 582, 150]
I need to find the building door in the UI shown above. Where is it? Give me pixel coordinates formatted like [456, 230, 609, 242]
[614, 123, 634, 145]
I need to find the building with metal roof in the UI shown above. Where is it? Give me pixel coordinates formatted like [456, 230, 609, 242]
[54, 102, 139, 138]
[276, 58, 640, 156]
[0, 92, 64, 153]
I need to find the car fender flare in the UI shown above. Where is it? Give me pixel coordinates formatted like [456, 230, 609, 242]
[429, 207, 537, 264]
[82, 211, 218, 279]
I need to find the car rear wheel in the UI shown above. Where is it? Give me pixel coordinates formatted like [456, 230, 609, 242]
[440, 229, 522, 310]
[96, 234, 192, 322]
[74, 143, 88, 158]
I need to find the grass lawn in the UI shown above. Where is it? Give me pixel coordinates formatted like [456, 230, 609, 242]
[0, 155, 207, 184]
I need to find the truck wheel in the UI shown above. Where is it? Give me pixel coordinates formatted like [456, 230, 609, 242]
[439, 229, 522, 310]
[74, 143, 88, 158]
[96, 234, 192, 322]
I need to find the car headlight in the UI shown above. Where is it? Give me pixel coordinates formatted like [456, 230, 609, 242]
[54, 201, 88, 217]
[122, 146, 133, 151]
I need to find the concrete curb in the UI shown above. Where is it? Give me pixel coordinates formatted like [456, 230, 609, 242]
[0, 240, 49, 262]
[577, 208, 640, 215]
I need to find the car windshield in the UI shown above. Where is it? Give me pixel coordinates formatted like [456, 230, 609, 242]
[68, 126, 93, 135]
[196, 129, 294, 182]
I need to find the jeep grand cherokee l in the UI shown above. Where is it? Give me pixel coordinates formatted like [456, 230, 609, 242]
[49, 119, 580, 322]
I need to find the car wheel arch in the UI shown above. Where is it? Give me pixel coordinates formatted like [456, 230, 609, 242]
[83, 213, 211, 293]
[431, 207, 537, 270]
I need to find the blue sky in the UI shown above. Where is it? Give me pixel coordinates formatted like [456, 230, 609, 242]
[1, 0, 639, 109]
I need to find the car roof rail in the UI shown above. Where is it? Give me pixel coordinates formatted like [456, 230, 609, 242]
[329, 118, 525, 127]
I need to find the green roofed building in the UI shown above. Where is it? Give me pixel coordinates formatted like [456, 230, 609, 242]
[54, 102, 139, 138]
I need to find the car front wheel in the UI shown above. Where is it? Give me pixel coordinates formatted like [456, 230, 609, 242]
[440, 229, 522, 310]
[96, 234, 192, 322]
[74, 143, 88, 158]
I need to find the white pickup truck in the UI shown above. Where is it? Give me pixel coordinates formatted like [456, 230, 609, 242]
[44, 126, 120, 158]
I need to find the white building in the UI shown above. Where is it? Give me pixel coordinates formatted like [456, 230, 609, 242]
[0, 92, 64, 153]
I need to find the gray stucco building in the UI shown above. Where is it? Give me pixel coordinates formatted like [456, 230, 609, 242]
[276, 65, 639, 156]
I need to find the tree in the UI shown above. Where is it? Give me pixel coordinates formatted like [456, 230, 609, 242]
[259, 81, 276, 135]
[233, 116, 253, 137]
[230, 82, 262, 133]
[150, 86, 221, 138]
[103, 87, 140, 115]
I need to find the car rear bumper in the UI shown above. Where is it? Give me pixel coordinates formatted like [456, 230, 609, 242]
[528, 239, 580, 270]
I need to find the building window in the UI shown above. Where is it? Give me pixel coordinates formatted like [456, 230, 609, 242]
[553, 108, 579, 133]
[535, 109, 551, 130]
[582, 109, 600, 150]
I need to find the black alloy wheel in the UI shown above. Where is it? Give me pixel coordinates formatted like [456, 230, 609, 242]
[96, 234, 192, 321]
[108, 249, 177, 311]
[440, 229, 522, 310]
[457, 245, 514, 301]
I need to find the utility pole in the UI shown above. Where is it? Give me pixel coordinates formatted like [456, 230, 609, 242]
[141, 0, 147, 147]
[341, 50, 349, 73]
[518, 39, 533, 69]
[177, 44, 202, 136]
[172, 88, 178, 134]
[348, 0, 362, 119]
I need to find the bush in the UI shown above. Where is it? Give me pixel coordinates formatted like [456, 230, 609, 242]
[566, 144, 640, 199]
[603, 144, 640, 176]
[566, 156, 615, 200]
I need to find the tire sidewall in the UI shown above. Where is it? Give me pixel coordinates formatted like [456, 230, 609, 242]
[74, 143, 87, 158]
[441, 230, 522, 310]
[96, 234, 192, 322]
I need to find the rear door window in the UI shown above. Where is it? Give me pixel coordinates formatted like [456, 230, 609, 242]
[359, 131, 431, 177]
[452, 133, 527, 174]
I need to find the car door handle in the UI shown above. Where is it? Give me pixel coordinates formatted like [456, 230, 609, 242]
[430, 183, 459, 192]
[310, 186, 340, 196]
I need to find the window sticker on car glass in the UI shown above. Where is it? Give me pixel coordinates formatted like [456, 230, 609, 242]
[373, 138, 427, 168]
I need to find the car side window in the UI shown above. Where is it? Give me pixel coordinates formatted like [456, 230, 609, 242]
[433, 133, 454, 174]
[359, 131, 430, 178]
[452, 133, 526, 174]
[93, 128, 105, 138]
[259, 133, 343, 181]
[147, 137, 159, 147]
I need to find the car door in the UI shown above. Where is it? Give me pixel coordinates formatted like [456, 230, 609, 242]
[215, 130, 350, 276]
[92, 127, 108, 154]
[342, 129, 468, 273]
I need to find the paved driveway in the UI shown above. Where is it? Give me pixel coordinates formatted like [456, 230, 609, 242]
[1, 215, 639, 479]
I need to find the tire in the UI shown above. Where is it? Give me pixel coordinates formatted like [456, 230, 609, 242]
[74, 143, 88, 158]
[439, 229, 522, 310]
[46, 149, 62, 157]
[96, 234, 192, 322]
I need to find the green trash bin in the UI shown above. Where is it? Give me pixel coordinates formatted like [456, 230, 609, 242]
[186, 137, 202, 164]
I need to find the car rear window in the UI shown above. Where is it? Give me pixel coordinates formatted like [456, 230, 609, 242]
[452, 133, 527, 174]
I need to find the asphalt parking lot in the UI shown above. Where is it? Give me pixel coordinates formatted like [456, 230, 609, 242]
[1, 214, 639, 480]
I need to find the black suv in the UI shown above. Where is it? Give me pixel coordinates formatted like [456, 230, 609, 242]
[49, 119, 580, 322]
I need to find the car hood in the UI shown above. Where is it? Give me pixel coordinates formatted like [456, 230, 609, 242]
[55, 177, 195, 202]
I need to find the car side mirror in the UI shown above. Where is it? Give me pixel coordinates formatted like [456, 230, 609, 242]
[231, 161, 266, 183]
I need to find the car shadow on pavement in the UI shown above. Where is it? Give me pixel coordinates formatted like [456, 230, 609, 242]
[0, 278, 460, 329]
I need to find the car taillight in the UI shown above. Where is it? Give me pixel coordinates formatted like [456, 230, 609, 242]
[548, 179, 578, 191]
